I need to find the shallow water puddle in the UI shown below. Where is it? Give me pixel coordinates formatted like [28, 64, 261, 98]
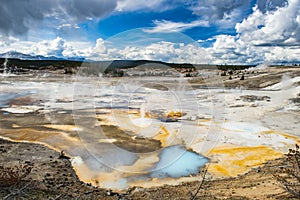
[151, 145, 208, 178]
[71, 145, 208, 190]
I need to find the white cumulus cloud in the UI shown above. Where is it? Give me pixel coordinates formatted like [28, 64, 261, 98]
[28, 37, 67, 57]
[236, 0, 300, 46]
[201, 0, 300, 64]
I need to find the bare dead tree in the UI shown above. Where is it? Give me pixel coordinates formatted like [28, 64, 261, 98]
[191, 166, 209, 200]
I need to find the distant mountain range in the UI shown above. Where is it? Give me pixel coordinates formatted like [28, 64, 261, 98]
[0, 51, 85, 61]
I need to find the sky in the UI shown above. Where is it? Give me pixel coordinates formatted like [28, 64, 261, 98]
[0, 0, 299, 64]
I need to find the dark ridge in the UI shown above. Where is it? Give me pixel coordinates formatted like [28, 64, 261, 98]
[216, 64, 256, 71]
[0, 58, 83, 70]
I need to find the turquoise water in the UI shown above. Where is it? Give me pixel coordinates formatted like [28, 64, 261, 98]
[151, 145, 208, 178]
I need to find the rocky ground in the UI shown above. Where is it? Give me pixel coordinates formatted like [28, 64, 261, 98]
[0, 139, 116, 200]
[0, 137, 299, 199]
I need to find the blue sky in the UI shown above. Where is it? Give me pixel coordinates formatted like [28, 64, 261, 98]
[60, 1, 254, 43]
[0, 0, 299, 64]
[82, 5, 246, 42]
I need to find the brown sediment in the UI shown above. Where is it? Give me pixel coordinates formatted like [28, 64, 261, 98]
[0, 111, 75, 127]
[0, 128, 60, 141]
[43, 124, 82, 132]
[9, 96, 40, 106]
[101, 125, 162, 153]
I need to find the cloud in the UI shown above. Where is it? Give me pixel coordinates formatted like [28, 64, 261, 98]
[81, 38, 109, 59]
[0, 0, 118, 36]
[191, 0, 251, 21]
[81, 39, 211, 64]
[116, 0, 189, 12]
[28, 37, 67, 57]
[144, 19, 209, 33]
[116, 0, 164, 12]
[257, 0, 288, 13]
[57, 24, 80, 30]
[30, 37, 209, 63]
[236, 0, 300, 46]
[62, 0, 117, 20]
[195, 0, 300, 64]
